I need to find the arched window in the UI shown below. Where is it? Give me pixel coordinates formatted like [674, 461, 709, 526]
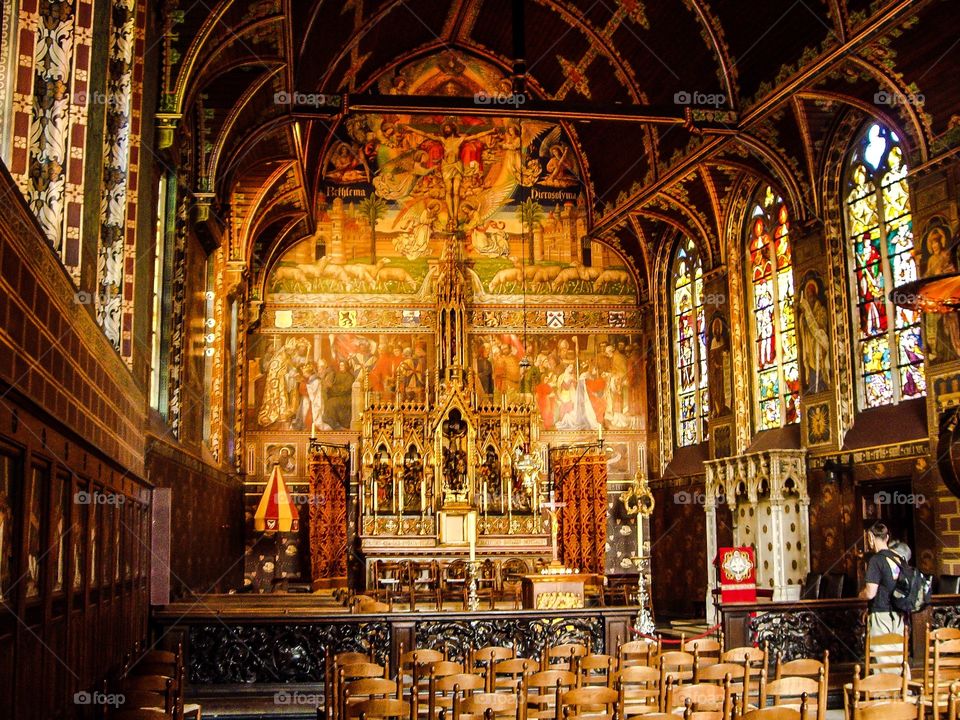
[747, 186, 799, 430]
[845, 123, 924, 408]
[672, 236, 709, 446]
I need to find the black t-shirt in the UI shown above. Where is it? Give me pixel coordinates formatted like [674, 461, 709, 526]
[865, 550, 899, 612]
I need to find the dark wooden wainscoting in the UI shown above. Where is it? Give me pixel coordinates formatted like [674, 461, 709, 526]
[0, 404, 152, 720]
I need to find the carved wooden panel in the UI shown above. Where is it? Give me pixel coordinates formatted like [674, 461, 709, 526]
[188, 622, 389, 683]
[747, 607, 865, 662]
[415, 616, 604, 662]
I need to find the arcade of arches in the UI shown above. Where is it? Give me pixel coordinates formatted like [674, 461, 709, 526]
[0, 0, 959, 717]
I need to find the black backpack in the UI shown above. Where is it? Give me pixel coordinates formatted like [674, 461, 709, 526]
[882, 550, 933, 613]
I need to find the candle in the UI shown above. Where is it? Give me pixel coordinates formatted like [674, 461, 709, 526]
[467, 512, 477, 562]
[420, 476, 426, 513]
[398, 479, 404, 515]
[598, 423, 603, 443]
[481, 481, 487, 513]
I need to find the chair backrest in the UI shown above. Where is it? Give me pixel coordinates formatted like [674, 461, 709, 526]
[475, 646, 515, 663]
[116, 690, 174, 714]
[337, 652, 373, 665]
[460, 690, 520, 720]
[737, 708, 802, 720]
[761, 673, 821, 707]
[579, 655, 615, 686]
[800, 572, 822, 599]
[666, 679, 729, 714]
[435, 674, 485, 694]
[721, 646, 766, 666]
[695, 662, 744, 683]
[342, 663, 388, 680]
[528, 670, 578, 690]
[501, 558, 529, 584]
[923, 624, 960, 686]
[774, 652, 827, 682]
[430, 661, 465, 678]
[854, 700, 920, 720]
[938, 575, 960, 595]
[346, 678, 401, 699]
[445, 560, 468, 581]
[618, 639, 657, 668]
[683, 636, 723, 658]
[560, 685, 619, 716]
[851, 662, 909, 703]
[351, 697, 410, 720]
[400, 649, 444, 671]
[659, 651, 695, 678]
[819, 572, 845, 598]
[934, 638, 960, 689]
[865, 628, 908, 674]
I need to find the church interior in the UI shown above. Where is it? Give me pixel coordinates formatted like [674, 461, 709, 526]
[2, 0, 960, 718]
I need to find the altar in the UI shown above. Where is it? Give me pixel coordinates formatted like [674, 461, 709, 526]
[348, 235, 554, 581]
[521, 572, 591, 609]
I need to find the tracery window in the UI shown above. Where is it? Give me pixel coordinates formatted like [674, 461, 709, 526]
[672, 236, 709, 446]
[845, 123, 924, 408]
[748, 186, 799, 430]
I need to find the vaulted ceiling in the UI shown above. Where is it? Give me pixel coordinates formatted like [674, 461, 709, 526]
[158, 0, 960, 291]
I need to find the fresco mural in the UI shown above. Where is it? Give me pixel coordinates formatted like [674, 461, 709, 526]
[248, 332, 436, 433]
[471, 333, 645, 431]
[265, 52, 636, 302]
[918, 218, 960, 362]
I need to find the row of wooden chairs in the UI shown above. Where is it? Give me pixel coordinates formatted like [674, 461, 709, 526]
[323, 637, 833, 720]
[97, 643, 201, 719]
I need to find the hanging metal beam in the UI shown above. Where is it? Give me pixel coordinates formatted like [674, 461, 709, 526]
[285, 93, 738, 131]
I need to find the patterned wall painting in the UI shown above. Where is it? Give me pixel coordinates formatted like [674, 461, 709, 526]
[247, 332, 436, 433]
[797, 270, 831, 394]
[265, 52, 635, 303]
[918, 218, 960, 363]
[469, 333, 646, 431]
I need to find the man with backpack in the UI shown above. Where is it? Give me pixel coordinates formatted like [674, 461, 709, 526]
[859, 522, 905, 672]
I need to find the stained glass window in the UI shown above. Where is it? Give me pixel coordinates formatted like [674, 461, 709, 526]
[748, 186, 799, 430]
[845, 123, 924, 408]
[672, 236, 709, 446]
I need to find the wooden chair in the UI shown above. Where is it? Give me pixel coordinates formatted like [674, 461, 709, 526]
[721, 645, 767, 712]
[340, 665, 392, 720]
[499, 558, 529, 610]
[696, 662, 747, 709]
[442, 560, 469, 609]
[618, 639, 658, 668]
[433, 674, 486, 719]
[864, 625, 909, 675]
[493, 657, 537, 692]
[544, 643, 589, 673]
[657, 650, 696, 705]
[613, 665, 660, 717]
[459, 689, 521, 720]
[118, 675, 175, 716]
[665, 677, 731, 716]
[327, 652, 377, 720]
[410, 560, 442, 610]
[583, 574, 606, 608]
[774, 652, 828, 684]
[526, 670, 577, 720]
[475, 559, 499, 610]
[350, 698, 411, 720]
[845, 662, 910, 719]
[344, 678, 404, 720]
[558, 685, 619, 720]
[760, 670, 825, 718]
[853, 700, 921, 719]
[112, 712, 175, 720]
[684, 634, 724, 667]
[578, 654, 616, 688]
[920, 638, 960, 720]
[472, 646, 515, 686]
[374, 560, 408, 606]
